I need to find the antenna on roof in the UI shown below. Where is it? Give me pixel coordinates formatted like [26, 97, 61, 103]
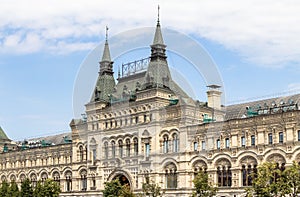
[105, 26, 109, 41]
[157, 5, 160, 23]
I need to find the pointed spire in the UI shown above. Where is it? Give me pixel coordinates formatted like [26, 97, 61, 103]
[101, 26, 111, 62]
[99, 26, 114, 75]
[152, 5, 164, 45]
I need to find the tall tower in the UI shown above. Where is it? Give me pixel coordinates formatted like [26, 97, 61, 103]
[92, 27, 116, 103]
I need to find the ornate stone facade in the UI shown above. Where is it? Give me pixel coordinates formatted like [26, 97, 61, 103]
[1, 17, 300, 197]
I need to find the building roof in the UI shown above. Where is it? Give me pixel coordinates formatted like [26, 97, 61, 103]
[0, 127, 9, 140]
[26, 132, 72, 145]
[225, 93, 300, 120]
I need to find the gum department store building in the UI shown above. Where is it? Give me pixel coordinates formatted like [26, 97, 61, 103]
[1, 16, 300, 197]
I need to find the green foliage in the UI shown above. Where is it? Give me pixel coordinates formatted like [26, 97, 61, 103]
[282, 161, 300, 197]
[20, 178, 33, 197]
[33, 179, 61, 197]
[0, 180, 10, 197]
[7, 180, 20, 197]
[120, 185, 135, 197]
[42, 179, 61, 197]
[191, 170, 217, 197]
[141, 182, 164, 197]
[103, 179, 135, 197]
[246, 162, 300, 197]
[33, 181, 43, 197]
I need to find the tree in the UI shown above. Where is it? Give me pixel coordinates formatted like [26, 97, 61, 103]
[120, 184, 135, 197]
[141, 182, 164, 197]
[33, 179, 60, 197]
[33, 181, 44, 197]
[103, 179, 123, 197]
[7, 180, 20, 197]
[20, 178, 33, 197]
[0, 180, 10, 197]
[103, 179, 135, 197]
[191, 170, 217, 197]
[282, 161, 300, 197]
[42, 179, 61, 197]
[246, 162, 289, 197]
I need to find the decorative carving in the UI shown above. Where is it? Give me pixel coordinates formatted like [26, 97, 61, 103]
[267, 154, 286, 163]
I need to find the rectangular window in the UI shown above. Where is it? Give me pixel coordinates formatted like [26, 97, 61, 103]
[145, 143, 150, 157]
[216, 139, 220, 149]
[268, 133, 273, 144]
[225, 138, 230, 148]
[202, 141, 206, 150]
[298, 130, 300, 141]
[92, 149, 96, 165]
[193, 142, 198, 151]
[279, 132, 283, 143]
[241, 136, 245, 147]
[135, 116, 139, 124]
[144, 115, 147, 122]
[251, 135, 255, 146]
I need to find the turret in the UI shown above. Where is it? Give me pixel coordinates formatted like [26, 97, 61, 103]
[91, 27, 116, 103]
[143, 6, 172, 89]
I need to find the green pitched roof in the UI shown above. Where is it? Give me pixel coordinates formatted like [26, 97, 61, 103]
[0, 127, 9, 140]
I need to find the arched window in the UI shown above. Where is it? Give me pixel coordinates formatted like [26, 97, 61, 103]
[10, 174, 16, 182]
[53, 172, 60, 184]
[193, 161, 207, 175]
[134, 138, 138, 156]
[165, 163, 177, 189]
[242, 165, 256, 186]
[111, 141, 116, 158]
[20, 174, 26, 183]
[104, 142, 108, 159]
[163, 135, 169, 153]
[216, 160, 232, 187]
[80, 170, 87, 191]
[30, 174, 37, 187]
[41, 172, 48, 183]
[65, 171, 72, 192]
[118, 140, 123, 158]
[79, 145, 84, 161]
[172, 133, 179, 152]
[126, 139, 130, 157]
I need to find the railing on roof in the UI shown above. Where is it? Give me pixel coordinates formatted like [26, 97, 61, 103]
[119, 57, 150, 78]
[246, 100, 298, 117]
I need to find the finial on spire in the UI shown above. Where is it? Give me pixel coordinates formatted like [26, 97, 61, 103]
[157, 5, 160, 23]
[105, 26, 109, 41]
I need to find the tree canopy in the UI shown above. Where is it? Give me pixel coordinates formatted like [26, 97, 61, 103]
[246, 161, 300, 197]
[191, 170, 217, 197]
[103, 179, 135, 197]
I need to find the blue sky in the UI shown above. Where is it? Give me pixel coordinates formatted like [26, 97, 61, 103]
[1, 0, 300, 140]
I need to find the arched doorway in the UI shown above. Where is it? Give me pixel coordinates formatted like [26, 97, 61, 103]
[108, 170, 132, 189]
[114, 174, 130, 187]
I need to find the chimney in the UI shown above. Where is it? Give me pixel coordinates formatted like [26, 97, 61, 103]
[206, 85, 222, 110]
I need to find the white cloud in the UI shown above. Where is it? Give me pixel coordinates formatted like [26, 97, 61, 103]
[288, 83, 300, 91]
[0, 0, 300, 67]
